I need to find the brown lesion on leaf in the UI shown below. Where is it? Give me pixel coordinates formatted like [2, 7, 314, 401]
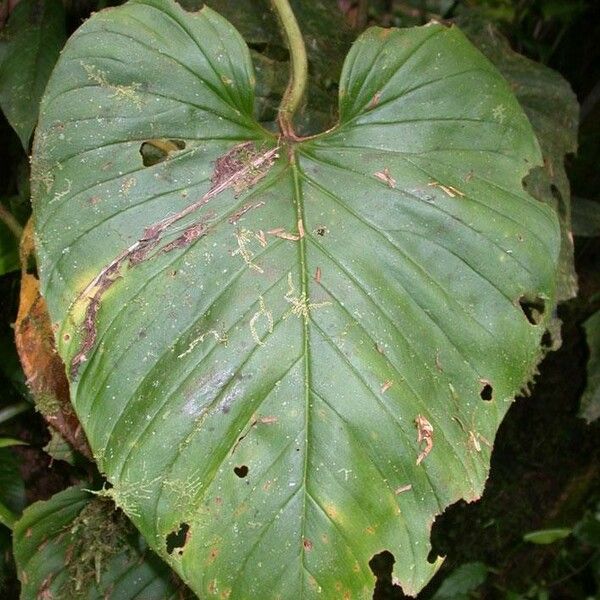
[368, 90, 382, 109]
[427, 181, 465, 198]
[228, 201, 265, 224]
[159, 219, 212, 255]
[212, 141, 278, 197]
[414, 414, 434, 465]
[267, 219, 305, 241]
[374, 167, 396, 188]
[380, 380, 393, 393]
[68, 142, 279, 378]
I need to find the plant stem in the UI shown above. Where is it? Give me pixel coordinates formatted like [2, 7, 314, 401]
[0, 499, 17, 530]
[0, 201, 23, 239]
[271, 0, 308, 139]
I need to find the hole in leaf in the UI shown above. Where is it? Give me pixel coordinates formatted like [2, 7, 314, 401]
[140, 139, 185, 167]
[370, 550, 409, 599]
[480, 382, 493, 401]
[369, 550, 394, 578]
[234, 465, 249, 478]
[518, 295, 546, 325]
[541, 329, 553, 348]
[166, 522, 189, 555]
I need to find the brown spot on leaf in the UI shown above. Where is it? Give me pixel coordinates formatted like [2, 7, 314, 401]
[374, 167, 396, 188]
[415, 414, 434, 465]
[267, 226, 302, 241]
[228, 201, 266, 224]
[212, 141, 277, 196]
[428, 181, 464, 197]
[369, 91, 382, 108]
[380, 380, 393, 393]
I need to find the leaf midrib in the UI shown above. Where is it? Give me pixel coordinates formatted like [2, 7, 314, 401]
[290, 149, 313, 596]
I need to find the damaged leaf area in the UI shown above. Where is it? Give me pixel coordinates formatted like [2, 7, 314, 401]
[15, 221, 91, 458]
[31, 1, 560, 598]
[12, 485, 192, 599]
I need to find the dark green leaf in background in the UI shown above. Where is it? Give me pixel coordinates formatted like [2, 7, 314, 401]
[31, 0, 560, 596]
[431, 561, 488, 599]
[0, 0, 66, 149]
[581, 309, 600, 423]
[572, 197, 600, 238]
[0, 447, 25, 516]
[13, 485, 192, 599]
[0, 219, 19, 276]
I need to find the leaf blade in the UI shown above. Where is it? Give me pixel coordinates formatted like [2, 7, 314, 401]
[31, 6, 560, 597]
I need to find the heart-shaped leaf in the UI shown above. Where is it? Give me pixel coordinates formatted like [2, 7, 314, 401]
[31, 0, 559, 596]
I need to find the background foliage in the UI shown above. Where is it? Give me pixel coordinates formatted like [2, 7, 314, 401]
[0, 0, 599, 598]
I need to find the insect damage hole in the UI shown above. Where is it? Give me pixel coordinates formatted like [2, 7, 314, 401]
[234, 465, 249, 478]
[370, 550, 408, 598]
[518, 294, 546, 325]
[541, 329, 553, 348]
[479, 382, 493, 401]
[166, 522, 190, 555]
[140, 139, 186, 167]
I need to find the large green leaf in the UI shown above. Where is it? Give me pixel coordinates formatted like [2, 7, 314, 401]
[13, 485, 192, 599]
[31, 1, 559, 596]
[0, 0, 66, 149]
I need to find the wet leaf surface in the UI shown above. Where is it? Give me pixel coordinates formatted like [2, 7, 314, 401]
[31, 1, 560, 596]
